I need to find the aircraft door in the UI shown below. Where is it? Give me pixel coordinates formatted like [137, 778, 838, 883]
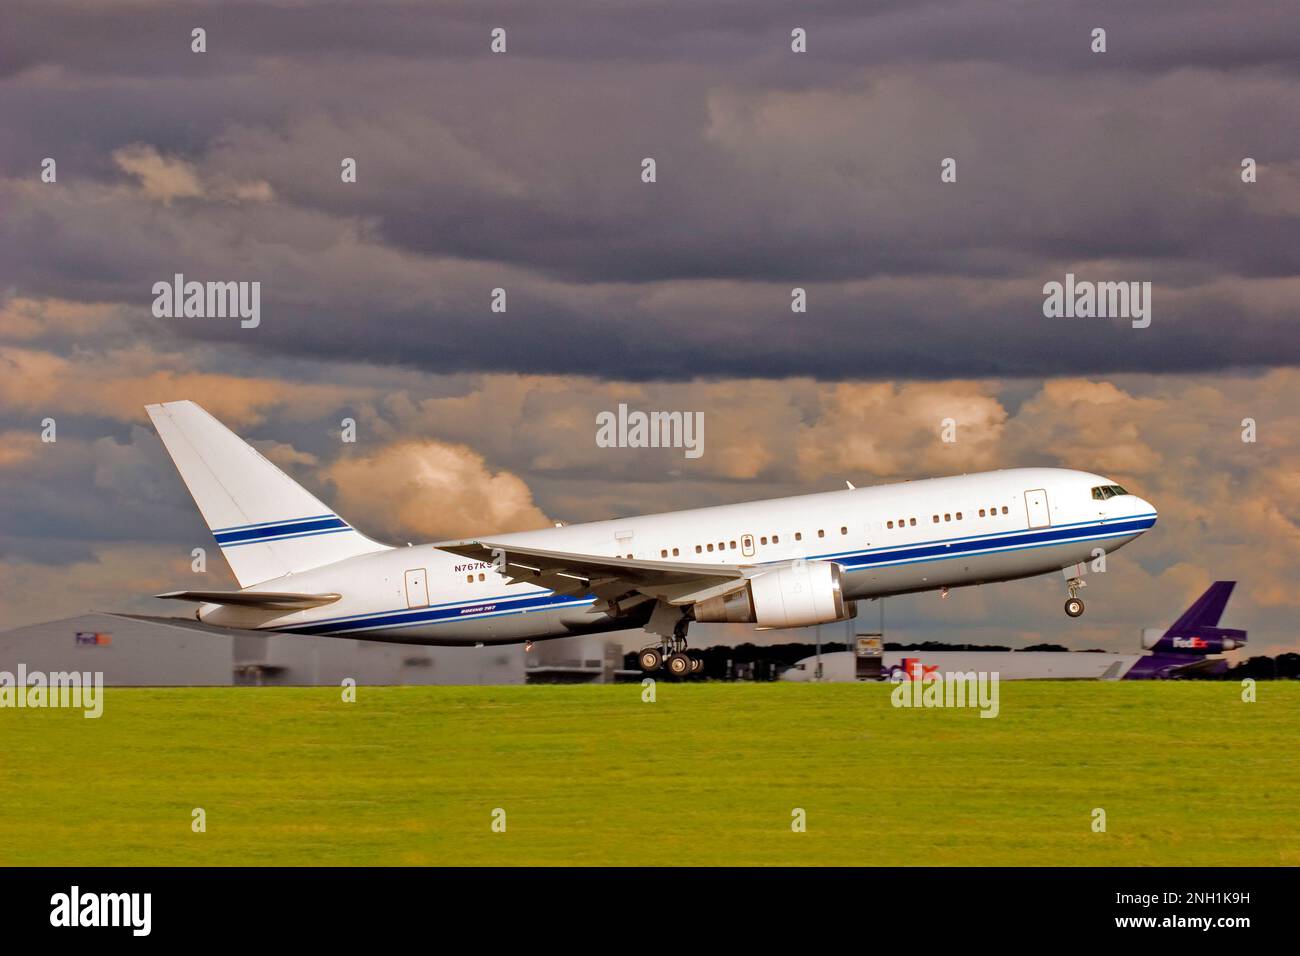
[741, 534, 755, 557]
[404, 568, 430, 608]
[615, 529, 634, 558]
[1024, 489, 1050, 529]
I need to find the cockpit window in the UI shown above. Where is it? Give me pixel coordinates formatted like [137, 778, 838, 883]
[1091, 484, 1129, 500]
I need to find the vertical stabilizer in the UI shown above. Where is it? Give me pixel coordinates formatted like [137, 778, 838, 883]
[1165, 581, 1236, 635]
[145, 401, 389, 587]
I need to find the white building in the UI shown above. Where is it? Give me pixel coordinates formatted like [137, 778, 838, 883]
[782, 648, 1142, 682]
[0, 613, 526, 686]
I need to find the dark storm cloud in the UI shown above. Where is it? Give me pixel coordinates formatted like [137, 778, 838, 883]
[4, 1, 1298, 77]
[1, 0, 1299, 380]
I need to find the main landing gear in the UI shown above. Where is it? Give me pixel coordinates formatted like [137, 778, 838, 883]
[1064, 577, 1086, 618]
[638, 618, 704, 676]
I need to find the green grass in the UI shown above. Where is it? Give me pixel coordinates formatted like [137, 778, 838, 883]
[2, 682, 1296, 866]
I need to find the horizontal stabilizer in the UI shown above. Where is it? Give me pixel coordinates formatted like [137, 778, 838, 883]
[156, 590, 342, 610]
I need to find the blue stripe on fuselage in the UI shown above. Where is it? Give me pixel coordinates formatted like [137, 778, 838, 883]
[832, 515, 1155, 570]
[282, 591, 592, 636]
[271, 515, 1155, 637]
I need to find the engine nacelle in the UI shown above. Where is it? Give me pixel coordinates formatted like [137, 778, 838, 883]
[1141, 627, 1246, 653]
[694, 561, 856, 629]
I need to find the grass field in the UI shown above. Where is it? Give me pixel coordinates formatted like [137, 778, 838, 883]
[2, 681, 1297, 866]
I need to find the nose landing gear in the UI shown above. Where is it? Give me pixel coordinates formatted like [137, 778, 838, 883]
[1064, 577, 1086, 617]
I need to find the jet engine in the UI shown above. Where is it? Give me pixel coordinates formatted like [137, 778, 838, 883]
[693, 561, 857, 629]
[1141, 627, 1246, 653]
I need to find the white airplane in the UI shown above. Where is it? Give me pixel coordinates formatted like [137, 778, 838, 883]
[146, 400, 1158, 676]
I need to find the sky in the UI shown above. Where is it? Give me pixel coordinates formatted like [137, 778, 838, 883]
[1, 1, 1297, 655]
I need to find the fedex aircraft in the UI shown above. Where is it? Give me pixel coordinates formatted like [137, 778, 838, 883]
[145, 400, 1158, 675]
[1127, 581, 1246, 679]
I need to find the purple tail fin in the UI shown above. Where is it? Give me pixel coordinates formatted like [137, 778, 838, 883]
[1166, 581, 1235, 634]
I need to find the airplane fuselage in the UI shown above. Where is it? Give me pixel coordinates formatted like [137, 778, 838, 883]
[198, 467, 1157, 645]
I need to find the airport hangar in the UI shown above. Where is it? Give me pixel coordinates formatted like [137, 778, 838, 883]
[0, 613, 632, 686]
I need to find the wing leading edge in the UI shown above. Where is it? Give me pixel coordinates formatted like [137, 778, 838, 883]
[436, 539, 751, 606]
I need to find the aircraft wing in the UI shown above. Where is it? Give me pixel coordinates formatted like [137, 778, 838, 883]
[437, 539, 749, 606]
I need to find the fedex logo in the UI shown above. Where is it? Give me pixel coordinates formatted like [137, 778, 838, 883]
[899, 658, 939, 680]
[1171, 636, 1208, 650]
[74, 632, 112, 646]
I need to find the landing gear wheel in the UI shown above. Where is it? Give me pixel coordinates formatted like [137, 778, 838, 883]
[1064, 597, 1085, 618]
[667, 652, 692, 677]
[639, 648, 663, 672]
[689, 658, 704, 676]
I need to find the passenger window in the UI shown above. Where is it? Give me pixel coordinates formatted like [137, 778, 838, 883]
[1001, 506, 1008, 514]
[672, 548, 679, 557]
[840, 526, 847, 535]
[956, 512, 962, 520]
[478, 573, 485, 582]
[795, 532, 802, 541]
[933, 515, 939, 523]
[909, 518, 916, 526]
[707, 543, 714, 552]
[660, 549, 667, 558]
[979, 509, 985, 517]
[695, 545, 702, 554]
[944, 513, 951, 522]
[887, 521, 894, 529]
[772, 534, 780, 543]
[466, 575, 473, 583]
[760, 536, 768, 545]
[817, 529, 825, 538]
[729, 541, 737, 550]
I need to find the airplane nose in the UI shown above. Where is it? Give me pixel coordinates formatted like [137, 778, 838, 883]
[1137, 497, 1157, 524]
